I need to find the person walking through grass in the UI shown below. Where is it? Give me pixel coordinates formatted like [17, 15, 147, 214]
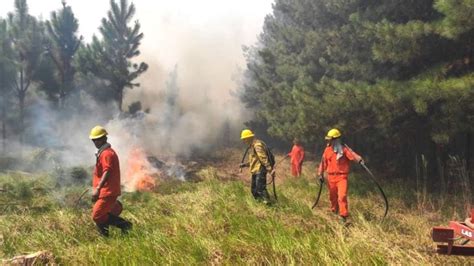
[89, 125, 132, 236]
[317, 128, 364, 223]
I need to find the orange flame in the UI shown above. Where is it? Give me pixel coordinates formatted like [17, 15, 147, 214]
[125, 148, 156, 192]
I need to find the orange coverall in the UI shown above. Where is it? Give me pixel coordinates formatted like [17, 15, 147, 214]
[92, 147, 122, 224]
[288, 144, 305, 176]
[318, 145, 361, 217]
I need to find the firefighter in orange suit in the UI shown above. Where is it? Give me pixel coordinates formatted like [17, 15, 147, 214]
[288, 138, 305, 177]
[317, 129, 363, 222]
[89, 126, 132, 236]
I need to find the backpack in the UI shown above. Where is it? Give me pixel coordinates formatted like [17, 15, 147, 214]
[266, 146, 276, 168]
[253, 141, 275, 169]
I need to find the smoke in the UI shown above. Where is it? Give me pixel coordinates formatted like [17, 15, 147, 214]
[113, 1, 271, 156]
[0, 0, 273, 189]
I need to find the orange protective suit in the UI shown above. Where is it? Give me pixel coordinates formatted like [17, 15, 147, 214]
[288, 144, 305, 176]
[471, 208, 474, 223]
[92, 197, 123, 224]
[318, 144, 361, 217]
[92, 146, 122, 224]
[93, 148, 121, 198]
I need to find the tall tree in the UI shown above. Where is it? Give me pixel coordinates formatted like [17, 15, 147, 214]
[7, 0, 45, 142]
[241, 0, 474, 186]
[45, 0, 82, 108]
[77, 0, 148, 112]
[0, 19, 16, 152]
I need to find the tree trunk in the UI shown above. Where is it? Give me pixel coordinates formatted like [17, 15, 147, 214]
[59, 65, 66, 109]
[435, 143, 446, 195]
[117, 88, 123, 112]
[1, 103, 6, 154]
[18, 69, 25, 145]
[59, 86, 66, 110]
[19, 91, 25, 144]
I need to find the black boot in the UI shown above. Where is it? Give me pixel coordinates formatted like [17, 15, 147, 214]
[108, 214, 132, 233]
[96, 223, 109, 237]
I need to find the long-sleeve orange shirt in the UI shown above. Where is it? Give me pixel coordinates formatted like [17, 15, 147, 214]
[288, 144, 305, 165]
[93, 147, 121, 198]
[318, 145, 362, 182]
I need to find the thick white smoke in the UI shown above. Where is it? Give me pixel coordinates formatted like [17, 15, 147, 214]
[0, 0, 273, 187]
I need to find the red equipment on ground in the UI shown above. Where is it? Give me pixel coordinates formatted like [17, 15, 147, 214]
[432, 221, 474, 256]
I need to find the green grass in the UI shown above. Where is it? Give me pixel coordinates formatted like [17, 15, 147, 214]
[0, 168, 472, 265]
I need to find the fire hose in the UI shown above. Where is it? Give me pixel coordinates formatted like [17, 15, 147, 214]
[267, 155, 289, 185]
[311, 156, 388, 220]
[267, 156, 289, 201]
[311, 176, 324, 209]
[239, 148, 288, 201]
[312, 155, 325, 209]
[239, 146, 250, 173]
[74, 188, 90, 209]
[360, 162, 389, 220]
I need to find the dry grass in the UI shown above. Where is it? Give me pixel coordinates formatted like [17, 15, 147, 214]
[0, 150, 472, 264]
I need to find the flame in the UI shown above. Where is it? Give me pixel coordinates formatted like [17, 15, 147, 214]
[125, 148, 156, 192]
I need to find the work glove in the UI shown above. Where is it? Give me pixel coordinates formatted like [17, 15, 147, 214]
[270, 169, 276, 178]
[318, 175, 324, 183]
[358, 159, 365, 165]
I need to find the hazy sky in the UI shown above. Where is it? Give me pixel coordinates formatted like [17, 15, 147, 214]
[0, 0, 274, 105]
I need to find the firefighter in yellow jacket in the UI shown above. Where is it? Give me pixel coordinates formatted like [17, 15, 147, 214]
[239, 129, 274, 203]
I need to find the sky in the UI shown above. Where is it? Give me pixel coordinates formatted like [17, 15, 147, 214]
[0, 0, 274, 106]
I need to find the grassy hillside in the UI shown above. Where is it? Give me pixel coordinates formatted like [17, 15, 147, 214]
[0, 151, 472, 264]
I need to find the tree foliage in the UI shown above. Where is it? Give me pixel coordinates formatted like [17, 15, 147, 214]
[77, 0, 148, 111]
[43, 0, 82, 107]
[241, 0, 474, 185]
[0, 0, 149, 146]
[0, 19, 16, 151]
[7, 0, 45, 141]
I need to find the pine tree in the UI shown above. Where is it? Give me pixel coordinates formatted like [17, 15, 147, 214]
[77, 0, 148, 112]
[45, 0, 82, 108]
[241, 0, 474, 185]
[7, 0, 45, 143]
[0, 19, 16, 152]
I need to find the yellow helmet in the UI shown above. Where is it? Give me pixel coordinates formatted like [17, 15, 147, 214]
[325, 128, 341, 140]
[89, 125, 108, 140]
[240, 129, 255, 140]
